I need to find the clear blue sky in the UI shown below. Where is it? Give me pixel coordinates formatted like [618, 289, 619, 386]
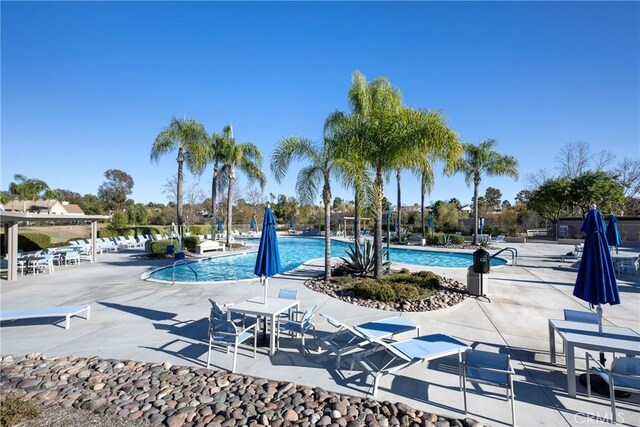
[2, 2, 638, 208]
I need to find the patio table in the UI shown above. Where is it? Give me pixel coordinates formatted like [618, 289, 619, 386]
[548, 319, 640, 397]
[228, 297, 299, 356]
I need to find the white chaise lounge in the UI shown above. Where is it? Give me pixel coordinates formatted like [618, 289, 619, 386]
[0, 305, 91, 330]
[195, 240, 225, 254]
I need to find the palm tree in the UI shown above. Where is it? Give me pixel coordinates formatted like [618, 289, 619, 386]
[8, 174, 50, 201]
[219, 126, 266, 245]
[450, 139, 519, 244]
[151, 117, 209, 240]
[271, 123, 339, 282]
[207, 125, 233, 235]
[347, 71, 462, 278]
[325, 111, 372, 252]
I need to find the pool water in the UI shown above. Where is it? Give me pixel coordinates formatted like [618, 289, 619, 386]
[148, 237, 506, 282]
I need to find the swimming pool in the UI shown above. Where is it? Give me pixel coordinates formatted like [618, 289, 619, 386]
[147, 237, 507, 283]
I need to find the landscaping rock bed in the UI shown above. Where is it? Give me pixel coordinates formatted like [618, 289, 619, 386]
[1, 353, 488, 427]
[305, 277, 469, 311]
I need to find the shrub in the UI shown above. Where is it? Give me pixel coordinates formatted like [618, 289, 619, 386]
[150, 240, 174, 257]
[353, 280, 396, 302]
[446, 234, 465, 245]
[391, 283, 421, 301]
[18, 233, 51, 251]
[98, 229, 116, 238]
[0, 396, 39, 427]
[183, 236, 199, 251]
[413, 271, 442, 289]
[187, 225, 208, 236]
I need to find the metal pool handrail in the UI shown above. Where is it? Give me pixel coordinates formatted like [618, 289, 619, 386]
[491, 247, 518, 265]
[172, 260, 198, 284]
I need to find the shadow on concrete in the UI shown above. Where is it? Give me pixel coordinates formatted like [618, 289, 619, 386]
[99, 301, 177, 321]
[0, 317, 67, 329]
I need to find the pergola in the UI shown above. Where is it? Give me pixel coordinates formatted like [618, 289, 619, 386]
[342, 217, 370, 238]
[1, 211, 110, 281]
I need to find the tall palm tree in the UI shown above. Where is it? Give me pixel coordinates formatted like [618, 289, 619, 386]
[325, 111, 372, 252]
[207, 125, 233, 236]
[450, 139, 519, 244]
[347, 71, 462, 278]
[219, 126, 266, 245]
[271, 122, 339, 282]
[8, 174, 50, 201]
[151, 117, 209, 240]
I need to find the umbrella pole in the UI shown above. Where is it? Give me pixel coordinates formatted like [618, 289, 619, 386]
[596, 304, 606, 365]
[263, 276, 268, 304]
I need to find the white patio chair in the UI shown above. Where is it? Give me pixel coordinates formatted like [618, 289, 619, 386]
[319, 314, 420, 369]
[31, 255, 54, 275]
[586, 354, 640, 423]
[461, 349, 516, 426]
[64, 250, 81, 266]
[206, 317, 257, 373]
[277, 288, 298, 321]
[276, 304, 318, 350]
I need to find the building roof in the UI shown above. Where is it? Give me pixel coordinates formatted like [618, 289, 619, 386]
[63, 203, 84, 214]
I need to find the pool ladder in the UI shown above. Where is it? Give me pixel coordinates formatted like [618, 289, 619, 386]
[491, 247, 518, 265]
[172, 259, 198, 284]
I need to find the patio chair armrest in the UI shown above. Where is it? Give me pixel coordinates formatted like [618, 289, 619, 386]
[585, 352, 605, 370]
[461, 362, 515, 376]
[239, 322, 257, 333]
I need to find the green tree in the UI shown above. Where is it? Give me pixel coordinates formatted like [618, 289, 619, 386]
[346, 71, 462, 278]
[219, 126, 266, 245]
[78, 194, 105, 215]
[332, 197, 344, 210]
[110, 210, 128, 229]
[97, 169, 134, 211]
[8, 174, 50, 200]
[484, 187, 502, 210]
[151, 117, 209, 240]
[569, 171, 625, 216]
[449, 139, 519, 244]
[206, 125, 233, 235]
[271, 132, 337, 282]
[127, 203, 148, 225]
[527, 177, 572, 240]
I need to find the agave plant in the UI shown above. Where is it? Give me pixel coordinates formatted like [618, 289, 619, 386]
[340, 240, 389, 276]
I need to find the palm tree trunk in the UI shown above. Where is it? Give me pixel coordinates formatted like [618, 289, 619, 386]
[227, 166, 235, 246]
[323, 174, 332, 282]
[421, 183, 425, 238]
[354, 186, 361, 256]
[211, 161, 218, 236]
[374, 167, 384, 279]
[396, 170, 401, 243]
[176, 147, 184, 243]
[473, 174, 479, 245]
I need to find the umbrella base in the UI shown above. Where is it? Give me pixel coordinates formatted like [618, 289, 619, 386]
[578, 373, 631, 398]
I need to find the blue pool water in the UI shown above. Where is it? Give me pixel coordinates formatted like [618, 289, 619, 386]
[148, 237, 506, 282]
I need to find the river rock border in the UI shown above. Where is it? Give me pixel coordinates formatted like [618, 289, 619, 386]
[1, 354, 488, 427]
[305, 277, 469, 312]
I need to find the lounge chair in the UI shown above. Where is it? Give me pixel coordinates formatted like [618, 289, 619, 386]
[489, 235, 506, 244]
[0, 305, 91, 329]
[561, 244, 584, 262]
[319, 314, 421, 369]
[350, 333, 469, 396]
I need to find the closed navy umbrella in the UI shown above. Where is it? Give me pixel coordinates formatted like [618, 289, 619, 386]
[606, 214, 622, 254]
[217, 219, 224, 232]
[573, 207, 620, 364]
[250, 217, 256, 232]
[254, 207, 282, 303]
[289, 218, 295, 230]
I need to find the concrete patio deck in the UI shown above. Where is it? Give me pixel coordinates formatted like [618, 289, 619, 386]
[1, 242, 639, 426]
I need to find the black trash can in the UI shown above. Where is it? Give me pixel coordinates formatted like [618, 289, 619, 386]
[473, 248, 490, 274]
